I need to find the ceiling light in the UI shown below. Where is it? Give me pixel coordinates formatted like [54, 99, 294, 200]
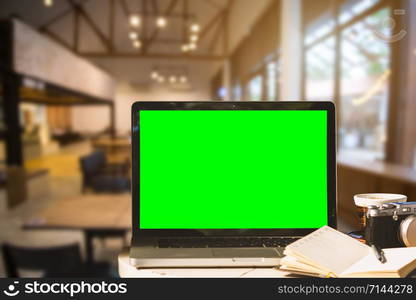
[129, 31, 139, 40]
[180, 76, 187, 83]
[190, 34, 198, 42]
[133, 40, 142, 49]
[129, 14, 141, 27]
[189, 43, 197, 51]
[190, 23, 200, 33]
[156, 17, 167, 28]
[157, 76, 165, 83]
[44, 0, 53, 6]
[151, 71, 159, 79]
[181, 44, 189, 52]
[169, 76, 177, 83]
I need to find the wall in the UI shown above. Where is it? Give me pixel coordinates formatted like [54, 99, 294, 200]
[227, 0, 275, 53]
[393, 0, 416, 167]
[230, 0, 280, 81]
[114, 82, 211, 135]
[211, 0, 280, 99]
[47, 106, 72, 132]
[73, 57, 214, 135]
[13, 19, 115, 100]
[71, 106, 110, 134]
[71, 81, 211, 136]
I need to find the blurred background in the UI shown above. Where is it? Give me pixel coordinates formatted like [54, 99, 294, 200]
[0, 0, 415, 277]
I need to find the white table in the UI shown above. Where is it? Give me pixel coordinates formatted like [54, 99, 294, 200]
[118, 252, 294, 278]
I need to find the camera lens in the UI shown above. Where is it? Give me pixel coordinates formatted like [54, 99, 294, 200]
[399, 215, 416, 247]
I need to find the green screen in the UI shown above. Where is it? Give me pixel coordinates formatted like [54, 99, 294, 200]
[139, 110, 327, 229]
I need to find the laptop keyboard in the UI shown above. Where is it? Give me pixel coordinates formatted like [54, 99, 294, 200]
[158, 237, 299, 248]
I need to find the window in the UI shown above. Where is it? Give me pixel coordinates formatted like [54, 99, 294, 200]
[304, 10, 336, 102]
[305, 36, 336, 101]
[217, 87, 226, 100]
[267, 62, 278, 101]
[233, 83, 242, 101]
[248, 75, 263, 101]
[303, 0, 392, 161]
[339, 0, 380, 25]
[339, 7, 391, 161]
[305, 12, 336, 47]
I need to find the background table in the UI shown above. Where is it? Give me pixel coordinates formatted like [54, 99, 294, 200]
[118, 252, 294, 278]
[24, 194, 131, 263]
[92, 138, 131, 156]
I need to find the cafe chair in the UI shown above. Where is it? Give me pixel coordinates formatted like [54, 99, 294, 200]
[1, 243, 117, 278]
[79, 150, 130, 193]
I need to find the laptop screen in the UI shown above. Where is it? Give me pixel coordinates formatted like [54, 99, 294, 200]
[139, 110, 328, 229]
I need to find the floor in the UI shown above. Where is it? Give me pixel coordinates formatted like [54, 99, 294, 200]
[0, 141, 127, 277]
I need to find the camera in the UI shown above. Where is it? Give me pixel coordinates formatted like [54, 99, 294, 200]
[365, 202, 416, 248]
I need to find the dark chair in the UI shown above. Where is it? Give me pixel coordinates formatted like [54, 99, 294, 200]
[52, 131, 83, 146]
[1, 243, 116, 278]
[80, 150, 130, 193]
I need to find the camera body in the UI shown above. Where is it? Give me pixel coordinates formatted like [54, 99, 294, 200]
[365, 202, 416, 248]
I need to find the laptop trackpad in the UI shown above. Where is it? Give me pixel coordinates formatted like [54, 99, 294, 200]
[212, 248, 280, 258]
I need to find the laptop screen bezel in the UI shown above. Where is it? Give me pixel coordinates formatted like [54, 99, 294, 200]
[131, 101, 336, 238]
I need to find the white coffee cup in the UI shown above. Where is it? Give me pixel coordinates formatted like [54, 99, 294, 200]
[354, 193, 407, 208]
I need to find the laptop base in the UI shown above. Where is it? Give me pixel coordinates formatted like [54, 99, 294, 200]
[129, 247, 284, 268]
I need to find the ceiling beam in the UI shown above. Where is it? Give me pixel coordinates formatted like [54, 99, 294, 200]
[142, 12, 196, 18]
[205, 0, 223, 10]
[80, 52, 225, 60]
[142, 0, 148, 49]
[151, 0, 159, 14]
[144, 0, 180, 53]
[208, 17, 223, 54]
[109, 0, 115, 51]
[120, 0, 130, 16]
[39, 0, 90, 31]
[120, 0, 190, 18]
[182, 0, 188, 43]
[200, 0, 233, 57]
[222, 0, 234, 56]
[43, 28, 73, 51]
[67, 0, 112, 51]
[143, 38, 189, 44]
[199, 6, 226, 41]
[73, 9, 80, 51]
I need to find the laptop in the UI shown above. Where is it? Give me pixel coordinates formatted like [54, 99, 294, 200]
[130, 101, 336, 268]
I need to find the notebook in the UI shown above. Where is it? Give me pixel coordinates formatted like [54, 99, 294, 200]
[279, 226, 416, 278]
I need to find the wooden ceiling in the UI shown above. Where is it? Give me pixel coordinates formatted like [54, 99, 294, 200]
[30, 0, 235, 60]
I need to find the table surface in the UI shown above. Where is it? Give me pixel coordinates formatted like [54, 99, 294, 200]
[24, 194, 131, 230]
[338, 153, 416, 185]
[93, 138, 131, 147]
[118, 252, 294, 278]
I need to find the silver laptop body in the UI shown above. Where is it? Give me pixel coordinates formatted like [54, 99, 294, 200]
[129, 102, 336, 268]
